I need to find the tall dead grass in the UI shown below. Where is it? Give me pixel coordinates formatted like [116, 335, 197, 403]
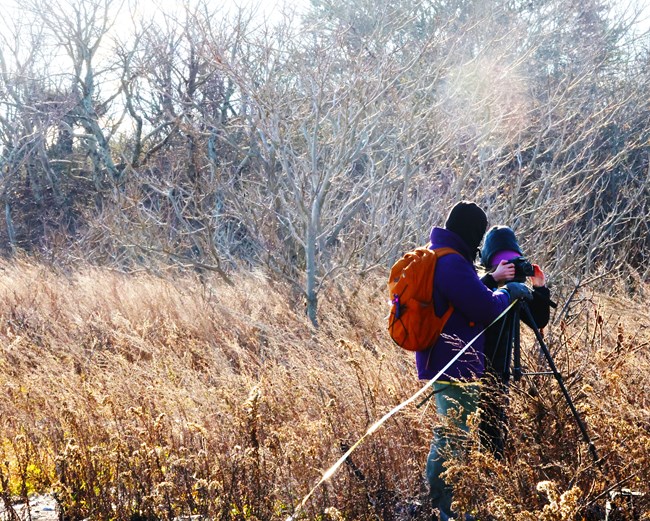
[448, 292, 650, 520]
[0, 261, 428, 520]
[0, 262, 648, 520]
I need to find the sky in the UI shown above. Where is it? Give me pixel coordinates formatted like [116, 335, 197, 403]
[0, 0, 309, 82]
[126, 0, 312, 29]
[0, 0, 649, 86]
[0, 0, 309, 47]
[1, 0, 649, 41]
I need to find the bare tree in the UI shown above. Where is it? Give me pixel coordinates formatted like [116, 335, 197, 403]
[1, 0, 649, 316]
[25, 0, 125, 184]
[219, 1, 473, 324]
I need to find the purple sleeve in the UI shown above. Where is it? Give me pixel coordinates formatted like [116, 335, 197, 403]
[435, 256, 510, 324]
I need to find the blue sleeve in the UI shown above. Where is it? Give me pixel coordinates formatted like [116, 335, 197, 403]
[435, 256, 510, 325]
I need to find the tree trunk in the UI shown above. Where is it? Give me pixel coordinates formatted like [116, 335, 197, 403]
[5, 201, 16, 252]
[305, 205, 320, 327]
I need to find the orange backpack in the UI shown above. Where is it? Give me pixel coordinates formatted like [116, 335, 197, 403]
[387, 246, 459, 352]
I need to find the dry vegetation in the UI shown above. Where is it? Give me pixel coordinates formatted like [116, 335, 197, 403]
[0, 261, 648, 520]
[1, 0, 650, 519]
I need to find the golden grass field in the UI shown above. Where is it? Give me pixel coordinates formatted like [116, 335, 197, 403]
[0, 261, 648, 520]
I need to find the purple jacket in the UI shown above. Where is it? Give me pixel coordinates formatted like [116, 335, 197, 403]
[415, 227, 511, 381]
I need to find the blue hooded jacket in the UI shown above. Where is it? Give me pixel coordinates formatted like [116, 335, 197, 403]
[415, 227, 511, 381]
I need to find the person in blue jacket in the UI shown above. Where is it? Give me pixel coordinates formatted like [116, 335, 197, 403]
[417, 202, 530, 521]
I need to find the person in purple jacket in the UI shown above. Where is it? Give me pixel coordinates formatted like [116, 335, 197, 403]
[419, 201, 531, 521]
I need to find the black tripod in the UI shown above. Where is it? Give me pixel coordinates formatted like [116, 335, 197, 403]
[498, 298, 600, 466]
[418, 294, 638, 518]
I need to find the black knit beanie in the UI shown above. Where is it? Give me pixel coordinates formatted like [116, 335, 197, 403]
[480, 225, 523, 268]
[444, 201, 488, 257]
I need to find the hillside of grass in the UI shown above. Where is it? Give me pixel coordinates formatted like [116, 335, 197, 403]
[0, 261, 648, 520]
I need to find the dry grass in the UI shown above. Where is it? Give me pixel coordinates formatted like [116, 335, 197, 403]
[448, 292, 650, 520]
[0, 261, 648, 520]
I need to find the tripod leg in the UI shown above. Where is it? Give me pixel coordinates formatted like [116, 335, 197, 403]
[520, 303, 600, 466]
[512, 307, 522, 381]
[495, 314, 513, 384]
[480, 307, 519, 459]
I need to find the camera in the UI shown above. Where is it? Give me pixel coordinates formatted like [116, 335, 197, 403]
[509, 256, 534, 282]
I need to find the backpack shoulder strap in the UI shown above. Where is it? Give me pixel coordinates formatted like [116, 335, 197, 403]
[429, 247, 461, 315]
[429, 246, 461, 258]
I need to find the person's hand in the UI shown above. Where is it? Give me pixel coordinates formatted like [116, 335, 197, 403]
[492, 259, 515, 283]
[530, 264, 546, 287]
[504, 282, 533, 301]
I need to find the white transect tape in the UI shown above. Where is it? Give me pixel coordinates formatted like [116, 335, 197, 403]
[286, 299, 518, 520]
